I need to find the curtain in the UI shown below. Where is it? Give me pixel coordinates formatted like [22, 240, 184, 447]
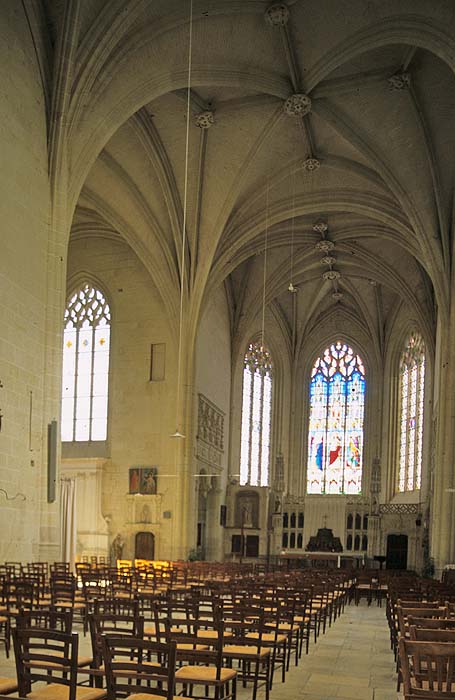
[60, 477, 77, 571]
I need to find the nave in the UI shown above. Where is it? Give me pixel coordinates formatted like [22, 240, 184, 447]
[0, 594, 397, 700]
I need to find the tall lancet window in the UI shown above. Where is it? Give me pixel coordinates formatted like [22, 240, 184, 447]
[398, 332, 425, 492]
[61, 284, 111, 442]
[307, 341, 365, 495]
[239, 342, 273, 486]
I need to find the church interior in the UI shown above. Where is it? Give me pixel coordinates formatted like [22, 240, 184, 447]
[2, 0, 455, 580]
[3, 3, 455, 700]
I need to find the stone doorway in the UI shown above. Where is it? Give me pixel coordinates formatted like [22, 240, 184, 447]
[386, 534, 408, 570]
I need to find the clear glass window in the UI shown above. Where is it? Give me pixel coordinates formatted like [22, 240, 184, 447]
[61, 285, 111, 442]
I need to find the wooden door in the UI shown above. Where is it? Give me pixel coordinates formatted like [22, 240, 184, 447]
[386, 534, 408, 570]
[135, 532, 154, 561]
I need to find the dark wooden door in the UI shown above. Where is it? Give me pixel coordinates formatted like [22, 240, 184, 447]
[386, 534, 408, 570]
[135, 532, 154, 560]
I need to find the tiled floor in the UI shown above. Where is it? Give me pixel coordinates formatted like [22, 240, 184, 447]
[0, 600, 400, 700]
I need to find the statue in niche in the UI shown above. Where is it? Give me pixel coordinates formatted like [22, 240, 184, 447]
[141, 504, 151, 523]
[242, 500, 253, 528]
[235, 492, 259, 529]
[110, 533, 124, 563]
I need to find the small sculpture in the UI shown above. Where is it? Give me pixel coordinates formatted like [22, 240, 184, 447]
[110, 533, 124, 563]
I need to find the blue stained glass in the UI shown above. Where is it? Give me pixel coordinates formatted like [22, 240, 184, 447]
[307, 342, 365, 495]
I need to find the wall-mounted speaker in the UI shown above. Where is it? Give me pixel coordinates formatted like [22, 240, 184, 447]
[47, 420, 57, 503]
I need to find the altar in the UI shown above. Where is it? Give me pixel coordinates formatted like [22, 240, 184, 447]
[279, 551, 366, 569]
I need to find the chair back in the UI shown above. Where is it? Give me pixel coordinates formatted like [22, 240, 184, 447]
[400, 638, 455, 697]
[13, 627, 78, 700]
[101, 635, 177, 700]
[89, 612, 144, 668]
[16, 608, 72, 633]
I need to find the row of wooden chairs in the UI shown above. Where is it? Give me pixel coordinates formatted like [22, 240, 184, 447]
[386, 581, 455, 699]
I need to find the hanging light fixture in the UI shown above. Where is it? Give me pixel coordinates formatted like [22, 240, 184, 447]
[253, 180, 272, 375]
[171, 0, 194, 439]
[288, 167, 298, 293]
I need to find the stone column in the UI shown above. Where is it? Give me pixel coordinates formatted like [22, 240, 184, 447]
[431, 306, 455, 574]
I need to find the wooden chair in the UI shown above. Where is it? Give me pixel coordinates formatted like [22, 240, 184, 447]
[400, 638, 455, 699]
[16, 608, 92, 670]
[409, 626, 455, 643]
[16, 608, 73, 633]
[408, 616, 455, 631]
[171, 619, 237, 700]
[101, 635, 180, 700]
[12, 626, 106, 700]
[222, 604, 271, 700]
[88, 613, 145, 673]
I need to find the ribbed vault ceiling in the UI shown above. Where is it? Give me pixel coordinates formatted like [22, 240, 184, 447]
[65, 0, 455, 357]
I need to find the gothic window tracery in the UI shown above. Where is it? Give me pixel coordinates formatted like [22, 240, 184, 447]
[398, 331, 425, 492]
[240, 341, 273, 486]
[61, 284, 111, 442]
[307, 341, 365, 495]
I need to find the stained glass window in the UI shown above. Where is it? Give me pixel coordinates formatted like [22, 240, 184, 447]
[398, 332, 425, 492]
[61, 284, 111, 442]
[240, 342, 273, 486]
[307, 341, 365, 495]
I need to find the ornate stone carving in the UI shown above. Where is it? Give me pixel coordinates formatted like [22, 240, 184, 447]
[313, 221, 328, 235]
[379, 503, 419, 514]
[264, 3, 289, 26]
[235, 491, 259, 528]
[195, 111, 214, 129]
[196, 394, 224, 468]
[284, 93, 312, 117]
[275, 453, 284, 493]
[315, 239, 335, 253]
[321, 255, 336, 266]
[323, 270, 341, 281]
[332, 291, 343, 301]
[388, 72, 411, 90]
[302, 157, 320, 172]
[371, 457, 381, 495]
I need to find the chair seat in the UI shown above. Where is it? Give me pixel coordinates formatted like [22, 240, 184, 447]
[128, 695, 190, 700]
[0, 676, 18, 694]
[55, 601, 85, 610]
[223, 644, 270, 658]
[176, 643, 209, 651]
[175, 665, 236, 683]
[266, 622, 297, 632]
[197, 630, 233, 639]
[245, 631, 287, 643]
[27, 684, 106, 700]
[29, 656, 92, 670]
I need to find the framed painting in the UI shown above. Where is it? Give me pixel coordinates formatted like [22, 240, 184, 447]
[129, 467, 141, 494]
[140, 467, 158, 495]
[129, 466, 158, 495]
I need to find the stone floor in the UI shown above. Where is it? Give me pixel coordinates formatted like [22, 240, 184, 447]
[0, 600, 401, 700]
[262, 600, 400, 700]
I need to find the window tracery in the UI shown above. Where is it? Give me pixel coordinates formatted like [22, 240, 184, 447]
[398, 332, 425, 492]
[239, 341, 273, 486]
[307, 341, 365, 495]
[61, 284, 111, 442]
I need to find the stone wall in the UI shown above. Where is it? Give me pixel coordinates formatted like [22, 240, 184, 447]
[0, 5, 58, 560]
